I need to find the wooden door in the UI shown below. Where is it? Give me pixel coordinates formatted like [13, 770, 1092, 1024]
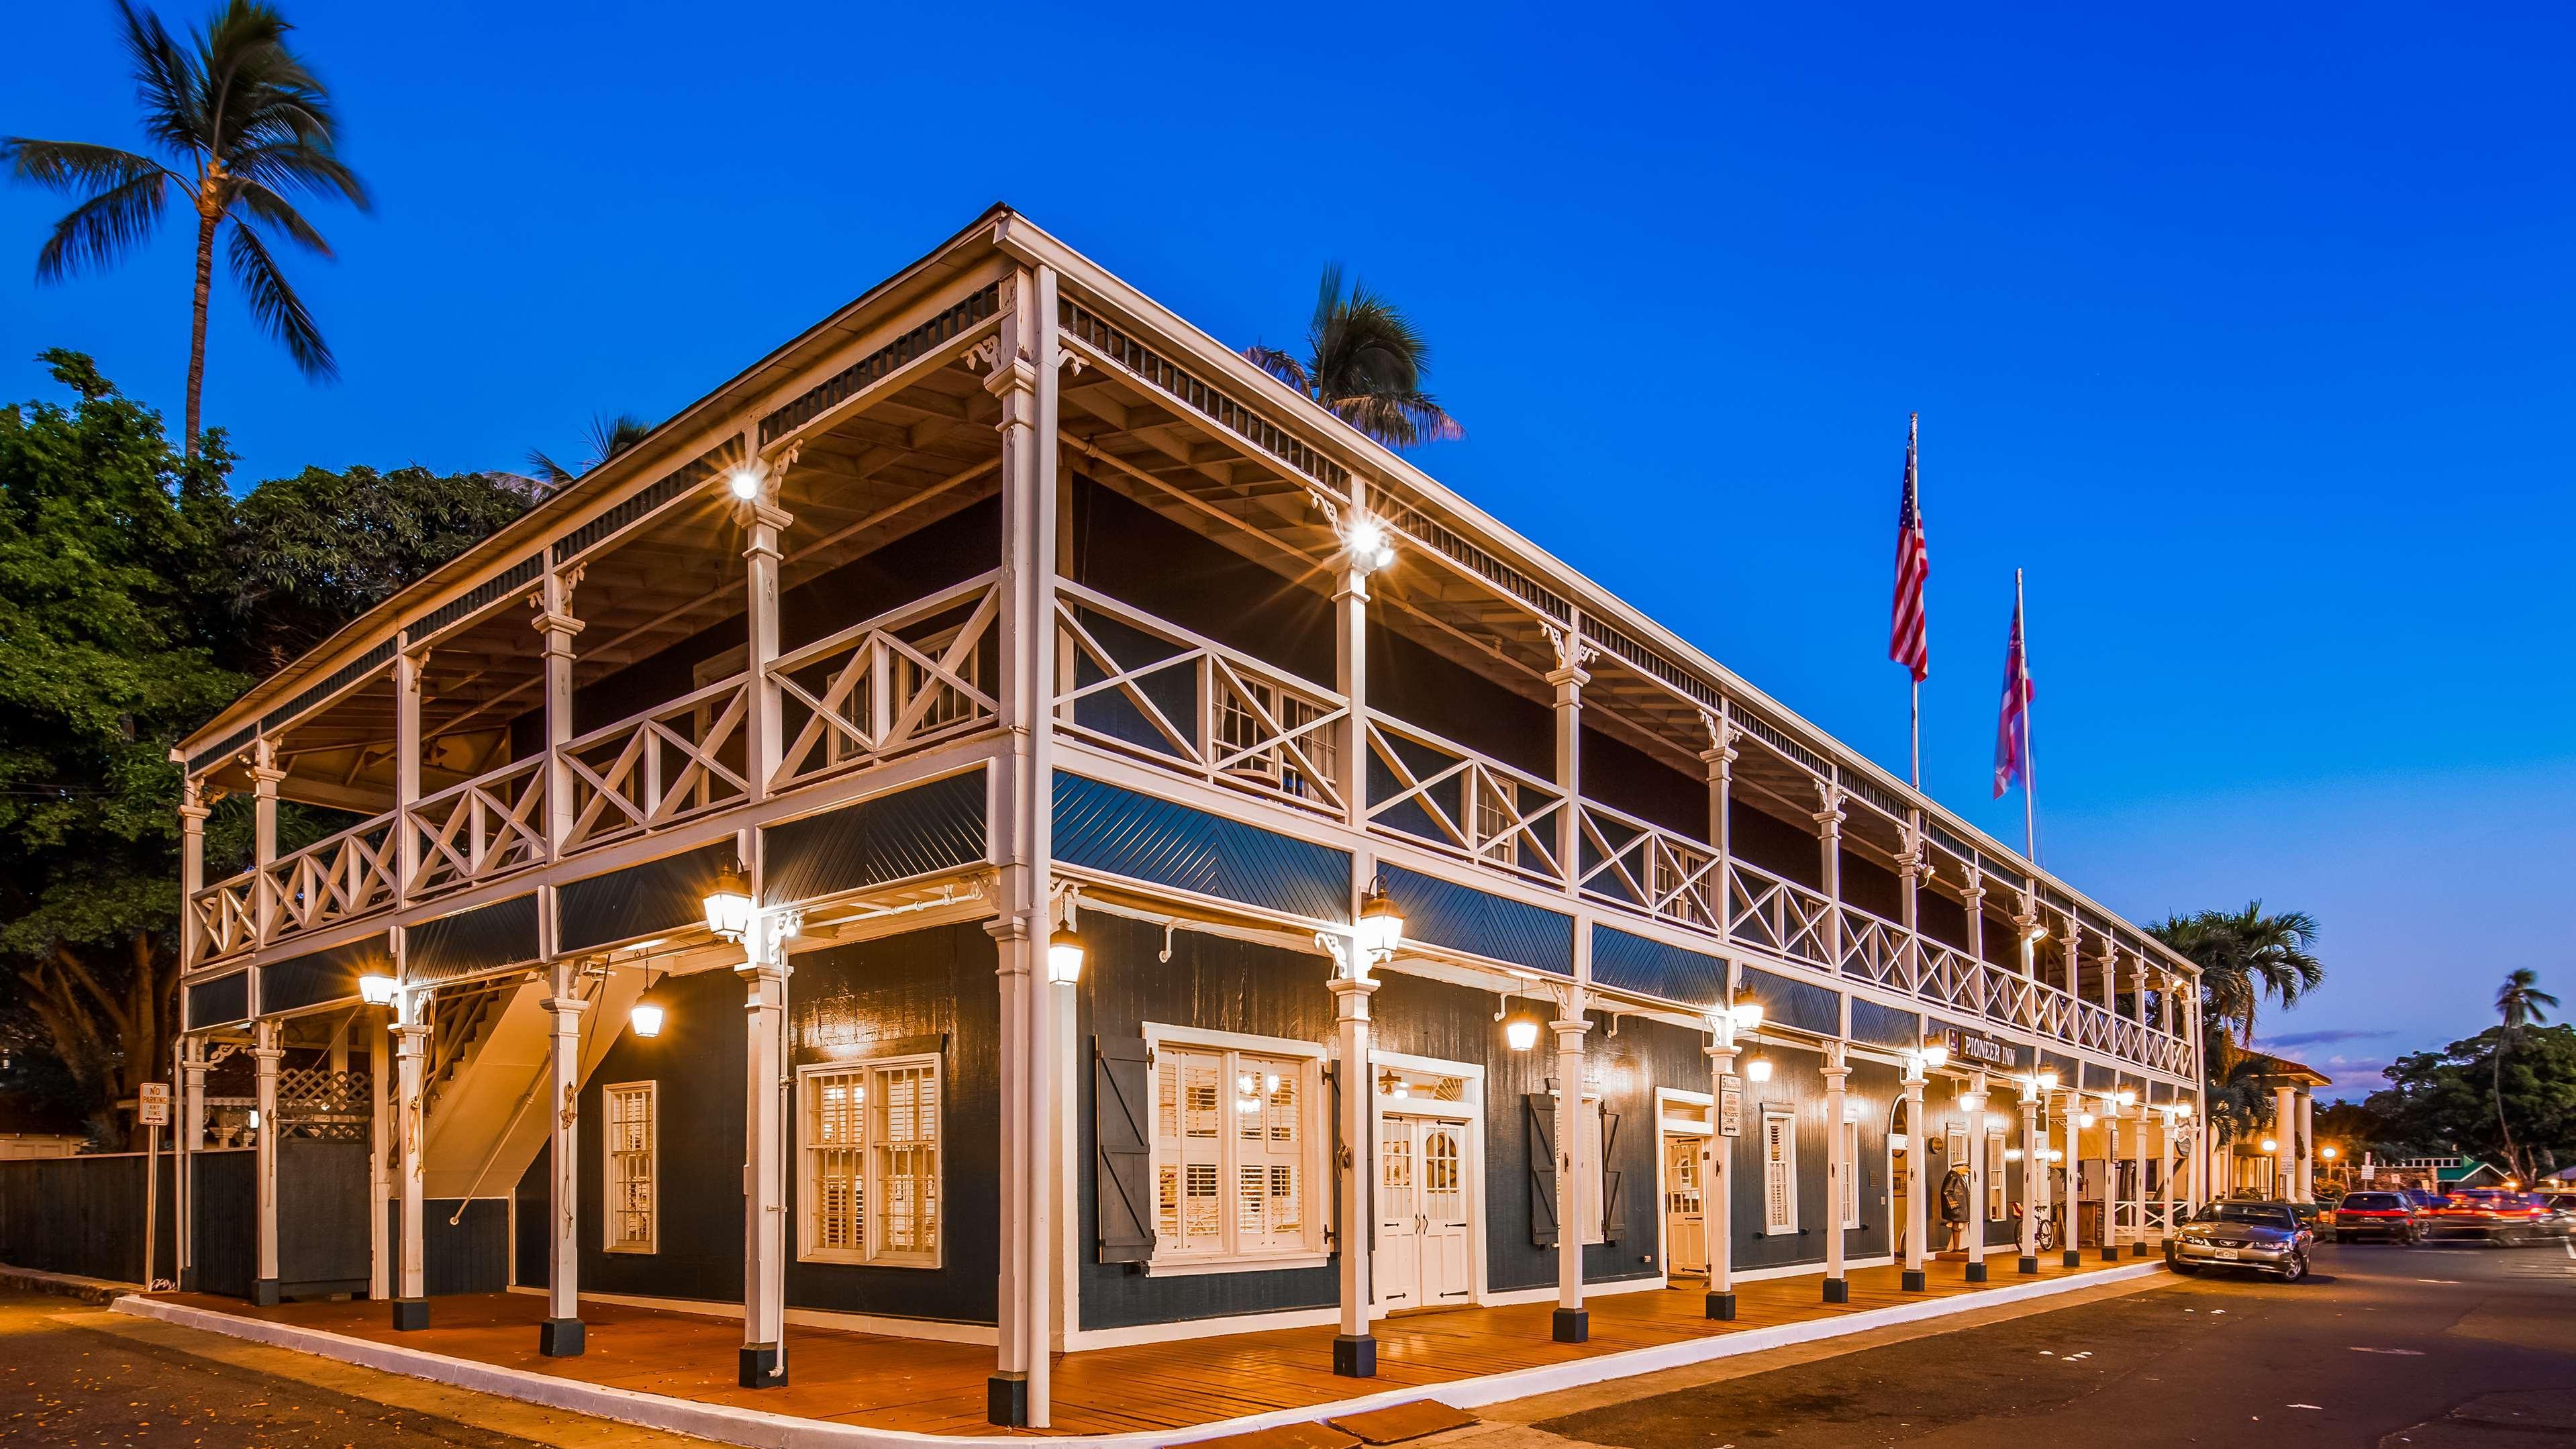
[1375, 1111, 1420, 1309]
[1665, 1134, 1707, 1274]
[1417, 1120, 1473, 1304]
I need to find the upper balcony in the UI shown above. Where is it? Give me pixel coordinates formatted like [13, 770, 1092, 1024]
[173, 209, 2197, 1082]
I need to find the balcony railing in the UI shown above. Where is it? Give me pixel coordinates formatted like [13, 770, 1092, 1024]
[1365, 714, 1565, 885]
[407, 754, 548, 900]
[1726, 860, 1834, 968]
[263, 813, 399, 944]
[1577, 801, 1720, 932]
[774, 574, 1001, 793]
[560, 674, 750, 856]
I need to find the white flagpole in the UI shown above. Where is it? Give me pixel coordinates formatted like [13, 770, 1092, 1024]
[2018, 568, 2037, 864]
[1909, 413, 1922, 791]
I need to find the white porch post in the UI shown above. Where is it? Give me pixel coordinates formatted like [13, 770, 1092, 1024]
[1335, 558, 1369, 831]
[1899, 1064, 1928, 1291]
[1963, 1072, 1989, 1282]
[1545, 631, 1591, 888]
[248, 740, 283, 946]
[2059, 1092, 2083, 1267]
[1814, 784, 1846, 973]
[179, 1037, 206, 1291]
[540, 956, 588, 1356]
[250, 1018, 282, 1305]
[366, 1017, 389, 1303]
[2017, 1086, 2042, 1274]
[393, 650, 424, 905]
[1822, 1043, 1850, 1303]
[1551, 989, 1592, 1342]
[178, 781, 207, 973]
[1329, 952, 1379, 1375]
[392, 987, 430, 1329]
[984, 264, 1063, 1428]
[2129, 1098, 2150, 1254]
[737, 923, 791, 1387]
[1705, 1005, 1740, 1319]
[2296, 1089, 2316, 1203]
[2099, 1098, 2122, 1262]
[2273, 1084, 2296, 1204]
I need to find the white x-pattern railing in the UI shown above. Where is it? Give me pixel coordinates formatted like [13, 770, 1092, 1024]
[1365, 715, 1565, 883]
[407, 754, 548, 899]
[192, 872, 258, 962]
[1577, 802, 1721, 931]
[263, 813, 399, 944]
[772, 574, 1002, 793]
[1726, 860, 1833, 968]
[560, 674, 751, 855]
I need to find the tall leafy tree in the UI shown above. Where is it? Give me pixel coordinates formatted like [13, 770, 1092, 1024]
[0, 350, 240, 1142]
[1246, 264, 1463, 449]
[3, 1, 370, 454]
[2367, 1024, 2576, 1183]
[2150, 901, 2324, 1044]
[2491, 969, 2560, 1182]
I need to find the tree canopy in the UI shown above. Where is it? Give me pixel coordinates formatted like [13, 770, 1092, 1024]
[2365, 1024, 2576, 1182]
[0, 352, 528, 1141]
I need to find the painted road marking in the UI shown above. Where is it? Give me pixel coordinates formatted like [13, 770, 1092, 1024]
[2350, 1347, 2424, 1356]
[2288, 1403, 2323, 1411]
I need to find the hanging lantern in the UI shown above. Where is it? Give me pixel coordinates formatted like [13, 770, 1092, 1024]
[1505, 1016, 1541, 1052]
[1048, 921, 1086, 985]
[631, 1001, 666, 1038]
[1356, 876, 1404, 964]
[1745, 1055, 1774, 1083]
[703, 858, 754, 942]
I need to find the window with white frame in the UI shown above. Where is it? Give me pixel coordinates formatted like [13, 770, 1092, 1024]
[1761, 1104, 1798, 1234]
[1840, 1116, 1861, 1229]
[1986, 1131, 2008, 1221]
[604, 1081, 657, 1253]
[798, 1055, 941, 1267]
[1151, 1037, 1321, 1266]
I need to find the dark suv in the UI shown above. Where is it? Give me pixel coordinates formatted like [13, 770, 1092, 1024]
[2329, 1190, 2420, 1243]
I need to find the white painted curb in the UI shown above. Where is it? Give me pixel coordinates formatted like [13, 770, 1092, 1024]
[115, 1264, 2165, 1448]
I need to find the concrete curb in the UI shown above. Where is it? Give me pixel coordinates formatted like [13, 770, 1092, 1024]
[115, 1263, 2167, 1448]
[0, 1263, 137, 1305]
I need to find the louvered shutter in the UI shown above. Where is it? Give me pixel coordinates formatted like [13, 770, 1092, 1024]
[1600, 1109, 1625, 1244]
[1236, 1052, 1305, 1252]
[1093, 1037, 1156, 1262]
[1763, 1109, 1795, 1234]
[1526, 1094, 1558, 1247]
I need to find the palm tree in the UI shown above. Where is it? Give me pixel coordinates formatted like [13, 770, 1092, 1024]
[2150, 901, 2323, 1044]
[4, 1, 369, 454]
[2491, 969, 2558, 1183]
[526, 412, 653, 490]
[1245, 264, 1463, 450]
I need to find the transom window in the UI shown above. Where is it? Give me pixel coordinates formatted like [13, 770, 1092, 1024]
[604, 1081, 657, 1254]
[1151, 1036, 1323, 1266]
[798, 1055, 941, 1267]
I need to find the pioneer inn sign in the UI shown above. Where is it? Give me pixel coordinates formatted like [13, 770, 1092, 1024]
[161, 207, 2208, 1430]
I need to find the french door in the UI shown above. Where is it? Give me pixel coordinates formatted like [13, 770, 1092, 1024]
[1377, 1113, 1473, 1311]
[1665, 1133, 1708, 1275]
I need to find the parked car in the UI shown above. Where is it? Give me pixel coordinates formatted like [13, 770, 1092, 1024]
[2287, 1199, 2336, 1243]
[2534, 1187, 2576, 1219]
[2427, 1189, 2565, 1244]
[2328, 1190, 2422, 1243]
[2167, 1201, 2314, 1281]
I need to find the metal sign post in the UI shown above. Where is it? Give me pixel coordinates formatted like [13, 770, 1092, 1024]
[139, 1083, 170, 1291]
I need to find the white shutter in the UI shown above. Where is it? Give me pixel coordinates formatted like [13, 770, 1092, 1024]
[1986, 1132, 2008, 1221]
[605, 1083, 657, 1252]
[1763, 1107, 1797, 1234]
[1235, 1054, 1304, 1251]
[1575, 1099, 1607, 1246]
[803, 1068, 866, 1262]
[873, 1061, 940, 1262]
[1840, 1118, 1861, 1229]
[1155, 1047, 1226, 1254]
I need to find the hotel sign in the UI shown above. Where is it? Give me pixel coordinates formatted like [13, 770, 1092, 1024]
[1718, 1075, 1744, 1138]
[1936, 1026, 2020, 1070]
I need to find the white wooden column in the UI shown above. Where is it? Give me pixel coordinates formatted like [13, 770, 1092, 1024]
[392, 986, 430, 1329]
[249, 741, 283, 945]
[2017, 1089, 2042, 1273]
[1814, 783, 1846, 972]
[2295, 1089, 2316, 1203]
[394, 650, 424, 905]
[2273, 1084, 2296, 1204]
[179, 781, 207, 972]
[1821, 1044, 1850, 1302]
[540, 956, 588, 1355]
[1705, 1005, 1740, 1319]
[250, 1019, 282, 1305]
[2099, 1099, 2122, 1262]
[738, 929, 791, 1387]
[1550, 990, 1592, 1342]
[366, 1017, 389, 1303]
[1961, 870, 1987, 994]
[1544, 631, 1591, 889]
[533, 568, 583, 856]
[1963, 1072, 1989, 1281]
[1899, 1066, 1928, 1291]
[1335, 560, 1369, 830]
[179, 1038, 207, 1291]
[1329, 961, 1379, 1375]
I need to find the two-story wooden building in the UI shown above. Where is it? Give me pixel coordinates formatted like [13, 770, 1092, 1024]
[166, 207, 2207, 1429]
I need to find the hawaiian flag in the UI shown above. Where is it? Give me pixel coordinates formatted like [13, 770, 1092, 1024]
[1993, 587, 2034, 798]
[1887, 415, 1928, 683]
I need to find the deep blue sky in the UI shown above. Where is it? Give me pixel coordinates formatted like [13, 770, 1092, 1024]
[9, 3, 2571, 1092]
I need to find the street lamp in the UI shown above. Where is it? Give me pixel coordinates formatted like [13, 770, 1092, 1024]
[1355, 875, 1404, 965]
[2261, 1137, 2279, 1154]
[2034, 1068, 2059, 1093]
[1505, 1016, 1541, 1052]
[1346, 519, 1397, 574]
[703, 859, 754, 942]
[1746, 1054, 1774, 1083]
[630, 1001, 665, 1038]
[358, 973, 399, 1007]
[1729, 1001, 1765, 1033]
[1048, 921, 1087, 985]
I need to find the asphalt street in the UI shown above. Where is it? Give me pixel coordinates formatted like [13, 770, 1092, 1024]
[1517, 1241, 2576, 1449]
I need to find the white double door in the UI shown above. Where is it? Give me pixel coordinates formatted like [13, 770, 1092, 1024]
[1665, 1133, 1708, 1275]
[1376, 1110, 1473, 1311]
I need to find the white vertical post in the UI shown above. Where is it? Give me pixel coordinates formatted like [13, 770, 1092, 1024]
[2017, 1089, 2041, 1273]
[533, 568, 582, 856]
[1335, 561, 1369, 831]
[250, 1017, 282, 1305]
[1899, 1066, 1928, 1290]
[366, 1017, 389, 1303]
[540, 956, 587, 1355]
[392, 984, 430, 1329]
[1705, 1003, 1740, 1319]
[249, 740, 283, 946]
[394, 650, 424, 904]
[1814, 783, 1846, 973]
[1329, 954, 1379, 1375]
[1544, 632, 1590, 889]
[1550, 988, 1592, 1342]
[737, 922, 791, 1387]
[2295, 1089, 2315, 1203]
[2099, 1099, 2122, 1262]
[2273, 1084, 2296, 1205]
[179, 1038, 205, 1291]
[1822, 1044, 1850, 1302]
[178, 780, 207, 972]
[1964, 1072, 1989, 1282]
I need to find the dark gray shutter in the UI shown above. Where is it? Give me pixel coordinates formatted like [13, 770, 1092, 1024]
[1526, 1094, 1558, 1248]
[1093, 1036, 1156, 1262]
[1601, 1109, 1626, 1244]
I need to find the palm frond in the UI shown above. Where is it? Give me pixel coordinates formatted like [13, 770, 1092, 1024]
[11, 149, 173, 280]
[524, 450, 578, 489]
[230, 177, 330, 256]
[115, 1, 204, 160]
[226, 218, 334, 379]
[226, 140, 368, 208]
[585, 412, 652, 464]
[1242, 344, 1311, 395]
[1289, 262, 1463, 449]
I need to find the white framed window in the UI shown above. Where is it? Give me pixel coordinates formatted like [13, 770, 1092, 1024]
[1148, 1029, 1324, 1268]
[797, 1054, 941, 1268]
[1840, 1117, 1861, 1230]
[604, 1081, 657, 1253]
[1987, 1132, 2009, 1221]
[1762, 1104, 1798, 1235]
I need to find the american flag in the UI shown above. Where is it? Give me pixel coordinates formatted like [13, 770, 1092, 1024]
[1887, 414, 1928, 683]
[1993, 587, 2034, 799]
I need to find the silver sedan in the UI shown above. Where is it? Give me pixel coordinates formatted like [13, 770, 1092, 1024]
[2166, 1201, 2313, 1282]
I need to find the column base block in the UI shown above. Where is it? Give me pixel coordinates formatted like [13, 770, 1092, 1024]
[251, 1278, 280, 1307]
[1965, 1261, 1988, 1284]
[538, 1318, 585, 1357]
[2018, 1255, 2040, 1276]
[2131, 1241, 2151, 1258]
[178, 1268, 198, 1294]
[2101, 1245, 2121, 1263]
[1332, 1334, 1376, 1378]
[1551, 1307, 1589, 1344]
[985, 1372, 1028, 1426]
[1822, 1277, 1849, 1304]
[740, 1344, 786, 1390]
[1900, 1268, 1926, 1293]
[1705, 1291, 1736, 1321]
[391, 1298, 429, 1332]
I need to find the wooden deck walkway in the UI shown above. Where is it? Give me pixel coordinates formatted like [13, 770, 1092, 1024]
[151, 1254, 2159, 1438]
